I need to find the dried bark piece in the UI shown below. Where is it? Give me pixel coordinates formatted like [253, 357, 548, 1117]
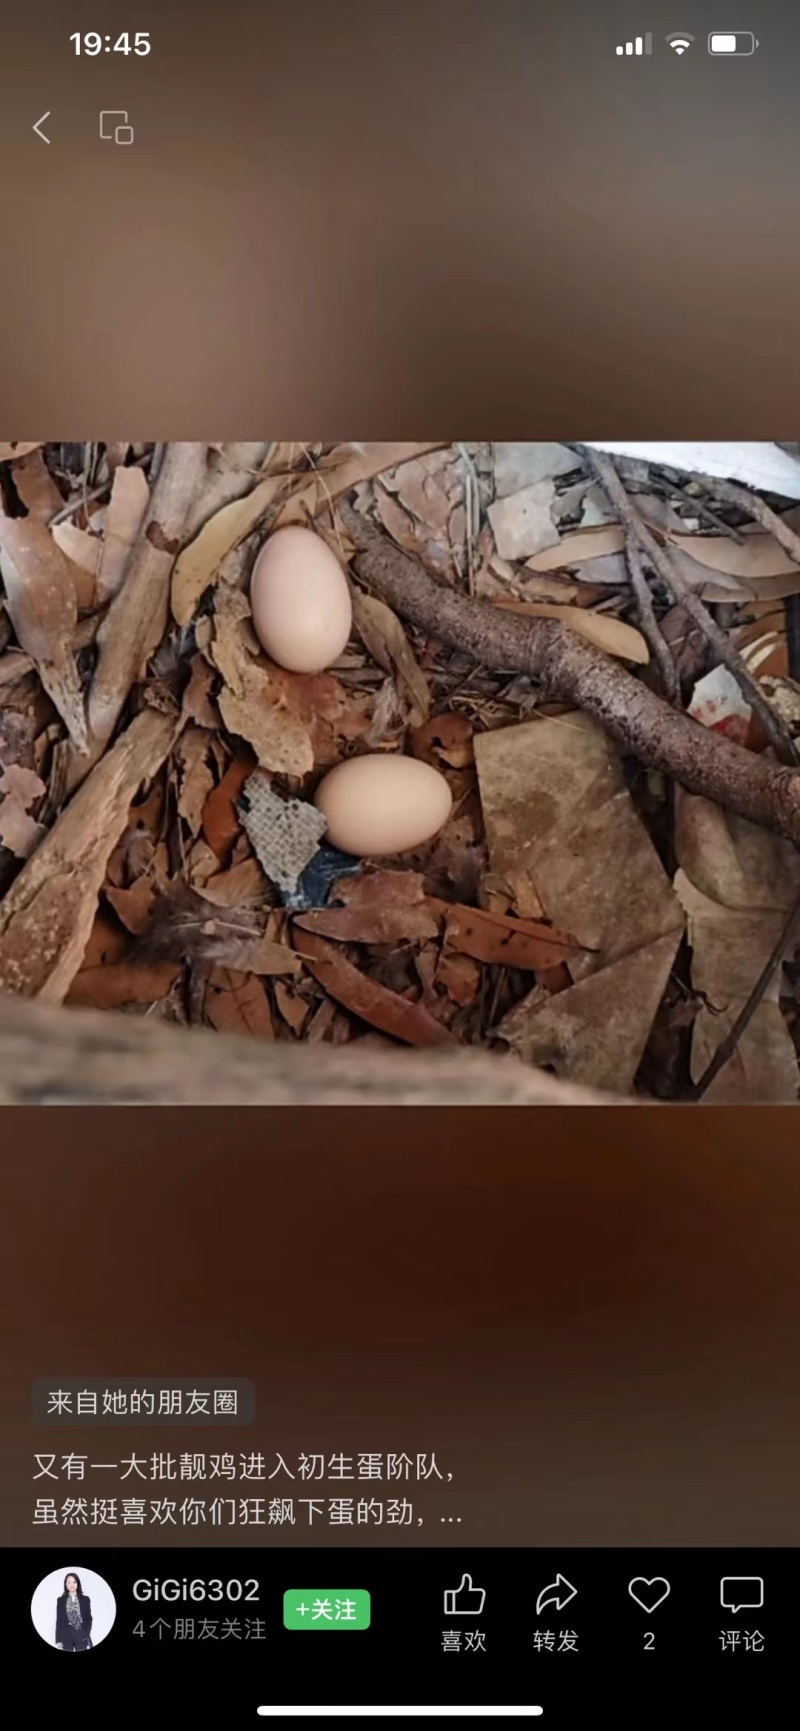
[11, 449, 63, 521]
[96, 464, 150, 603]
[675, 791, 800, 1101]
[295, 927, 459, 1047]
[0, 513, 87, 752]
[0, 706, 178, 1001]
[79, 442, 208, 773]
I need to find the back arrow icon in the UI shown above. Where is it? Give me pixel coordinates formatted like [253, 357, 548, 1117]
[33, 112, 51, 144]
[535, 1573, 578, 1615]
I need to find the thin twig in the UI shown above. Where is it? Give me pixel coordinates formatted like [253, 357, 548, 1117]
[584, 448, 799, 766]
[659, 477, 744, 542]
[624, 537, 680, 705]
[48, 449, 156, 527]
[699, 475, 800, 565]
[686, 884, 800, 1102]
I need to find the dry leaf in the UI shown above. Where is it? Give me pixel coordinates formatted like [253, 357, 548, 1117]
[211, 594, 314, 776]
[492, 598, 649, 664]
[294, 888, 439, 945]
[444, 905, 584, 971]
[273, 443, 447, 527]
[96, 464, 150, 603]
[67, 959, 179, 1010]
[171, 472, 283, 626]
[351, 589, 431, 725]
[105, 878, 158, 935]
[527, 525, 625, 569]
[0, 513, 87, 752]
[274, 978, 311, 1035]
[182, 654, 220, 729]
[176, 726, 215, 837]
[205, 966, 275, 1038]
[201, 858, 266, 907]
[436, 947, 481, 1008]
[411, 712, 474, 769]
[295, 926, 458, 1046]
[201, 746, 256, 858]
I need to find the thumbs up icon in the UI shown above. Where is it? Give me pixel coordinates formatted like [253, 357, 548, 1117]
[443, 1574, 486, 1616]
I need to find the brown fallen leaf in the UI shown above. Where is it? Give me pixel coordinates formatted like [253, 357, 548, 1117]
[351, 589, 431, 725]
[274, 978, 312, 1035]
[183, 653, 220, 729]
[96, 464, 150, 603]
[81, 910, 129, 969]
[201, 745, 256, 859]
[105, 877, 158, 936]
[176, 725, 215, 837]
[527, 525, 625, 569]
[294, 894, 439, 945]
[273, 443, 448, 528]
[444, 905, 584, 971]
[435, 947, 482, 1008]
[411, 712, 474, 768]
[295, 926, 458, 1046]
[204, 966, 275, 1038]
[211, 591, 315, 776]
[0, 512, 87, 752]
[491, 598, 649, 665]
[171, 471, 285, 626]
[201, 857, 267, 907]
[67, 959, 179, 1010]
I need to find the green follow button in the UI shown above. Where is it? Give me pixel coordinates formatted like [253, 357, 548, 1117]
[283, 1590, 371, 1631]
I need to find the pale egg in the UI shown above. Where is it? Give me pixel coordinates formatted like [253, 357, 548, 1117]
[314, 754, 453, 856]
[250, 526, 352, 673]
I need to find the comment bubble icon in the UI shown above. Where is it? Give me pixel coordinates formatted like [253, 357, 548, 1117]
[720, 1576, 764, 1614]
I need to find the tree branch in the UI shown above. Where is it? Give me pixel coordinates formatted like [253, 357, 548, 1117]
[338, 501, 800, 849]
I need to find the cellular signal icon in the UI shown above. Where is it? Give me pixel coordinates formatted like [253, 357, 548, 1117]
[665, 32, 695, 53]
[616, 33, 652, 55]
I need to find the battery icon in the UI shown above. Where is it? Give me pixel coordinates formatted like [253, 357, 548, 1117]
[708, 32, 758, 54]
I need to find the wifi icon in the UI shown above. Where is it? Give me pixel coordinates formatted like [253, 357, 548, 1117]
[666, 31, 694, 53]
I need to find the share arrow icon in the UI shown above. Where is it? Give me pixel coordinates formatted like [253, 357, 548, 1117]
[535, 1573, 578, 1616]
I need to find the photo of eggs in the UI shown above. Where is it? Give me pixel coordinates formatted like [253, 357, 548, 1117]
[2, 438, 800, 1106]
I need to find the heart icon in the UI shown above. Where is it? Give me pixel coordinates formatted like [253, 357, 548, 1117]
[628, 1577, 670, 1612]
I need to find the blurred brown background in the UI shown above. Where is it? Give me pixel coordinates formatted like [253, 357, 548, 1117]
[2, 0, 800, 430]
[2, 1108, 800, 1548]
